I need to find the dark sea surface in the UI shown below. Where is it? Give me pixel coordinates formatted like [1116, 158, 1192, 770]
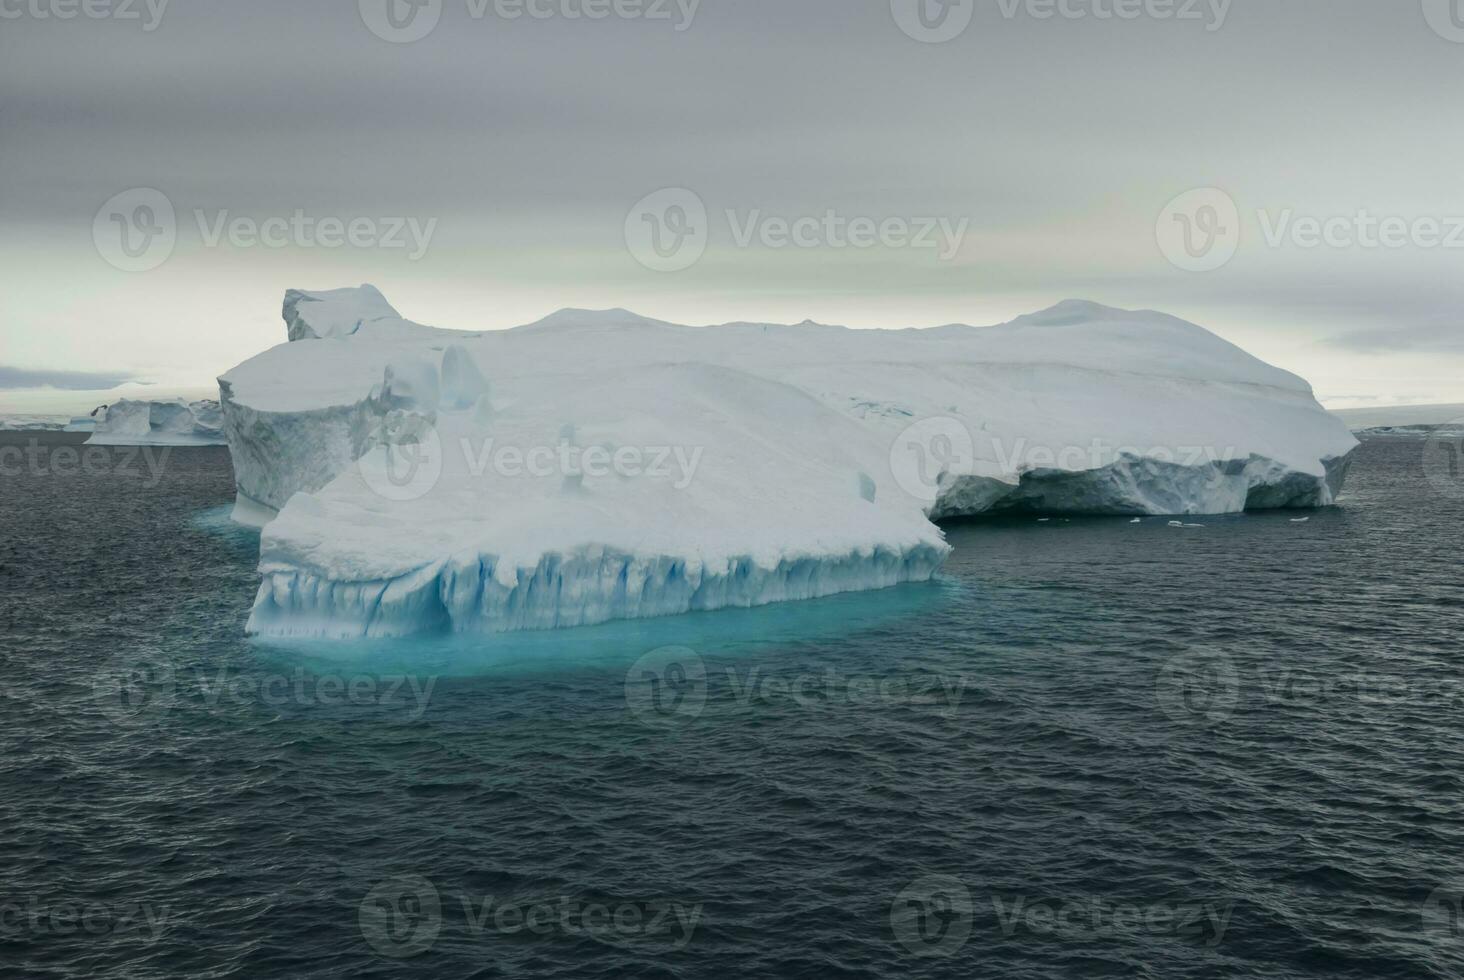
[2, 432, 1462, 979]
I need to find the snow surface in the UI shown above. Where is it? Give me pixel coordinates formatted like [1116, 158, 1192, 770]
[87, 399, 226, 446]
[221, 286, 1358, 638]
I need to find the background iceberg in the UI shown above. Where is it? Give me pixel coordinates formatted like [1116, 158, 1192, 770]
[86, 399, 226, 446]
[220, 286, 1358, 638]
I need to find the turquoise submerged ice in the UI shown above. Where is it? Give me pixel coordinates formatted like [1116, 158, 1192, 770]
[220, 287, 1358, 638]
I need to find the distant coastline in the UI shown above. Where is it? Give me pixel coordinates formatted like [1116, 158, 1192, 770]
[1331, 403, 1464, 431]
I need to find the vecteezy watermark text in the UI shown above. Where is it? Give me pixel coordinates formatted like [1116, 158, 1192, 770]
[625, 188, 969, 272]
[194, 210, 436, 260]
[358, 0, 700, 44]
[0, 898, 170, 941]
[1155, 650, 1464, 727]
[0, 441, 170, 486]
[93, 657, 438, 727]
[1157, 187, 1464, 272]
[624, 646, 970, 728]
[460, 438, 702, 488]
[93, 188, 437, 272]
[890, 0, 1229, 44]
[889, 875, 1234, 958]
[0, 0, 169, 30]
[994, 0, 1230, 29]
[358, 417, 706, 502]
[358, 876, 701, 959]
[887, 415, 1242, 505]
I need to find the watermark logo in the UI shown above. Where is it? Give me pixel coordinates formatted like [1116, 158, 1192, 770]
[725, 667, 969, 718]
[1257, 209, 1464, 251]
[461, 438, 703, 489]
[991, 895, 1234, 945]
[0, 441, 171, 486]
[1156, 187, 1240, 272]
[0, 898, 171, 941]
[1423, 0, 1464, 42]
[625, 188, 708, 272]
[1155, 651, 1239, 725]
[994, 0, 1229, 30]
[360, 0, 699, 43]
[892, 0, 1229, 41]
[359, 0, 443, 42]
[726, 209, 968, 260]
[889, 417, 976, 504]
[1424, 886, 1462, 937]
[92, 653, 177, 727]
[889, 877, 1234, 957]
[0, 0, 170, 30]
[888, 420, 1245, 503]
[358, 880, 701, 957]
[625, 646, 707, 728]
[94, 188, 176, 273]
[194, 209, 436, 260]
[92, 664, 438, 727]
[94, 188, 437, 271]
[457, 895, 701, 948]
[625, 189, 970, 272]
[1422, 420, 1464, 500]
[890, 875, 974, 957]
[1160, 188, 1464, 272]
[355, 421, 707, 503]
[359, 413, 445, 502]
[359, 876, 443, 958]
[890, 0, 975, 43]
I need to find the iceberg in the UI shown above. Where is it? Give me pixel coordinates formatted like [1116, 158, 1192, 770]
[87, 399, 226, 446]
[220, 286, 1357, 638]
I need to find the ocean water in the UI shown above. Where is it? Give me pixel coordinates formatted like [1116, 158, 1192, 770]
[2, 432, 1462, 979]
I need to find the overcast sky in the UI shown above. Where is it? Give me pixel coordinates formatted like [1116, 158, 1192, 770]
[3, 0, 1462, 412]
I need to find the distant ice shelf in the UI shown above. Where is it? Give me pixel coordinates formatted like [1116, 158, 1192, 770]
[219, 286, 1358, 638]
[0, 415, 69, 432]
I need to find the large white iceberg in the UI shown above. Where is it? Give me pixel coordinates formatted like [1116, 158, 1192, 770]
[86, 399, 226, 446]
[220, 286, 1357, 638]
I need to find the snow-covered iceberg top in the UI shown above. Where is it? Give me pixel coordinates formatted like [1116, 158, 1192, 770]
[86, 399, 225, 446]
[283, 283, 400, 342]
[220, 286, 1357, 638]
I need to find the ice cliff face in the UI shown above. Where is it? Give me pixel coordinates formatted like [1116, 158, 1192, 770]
[86, 399, 225, 446]
[220, 286, 1358, 638]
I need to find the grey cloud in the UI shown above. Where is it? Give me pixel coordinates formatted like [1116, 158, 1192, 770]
[1328, 323, 1464, 354]
[2, 0, 1463, 401]
[0, 367, 137, 391]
